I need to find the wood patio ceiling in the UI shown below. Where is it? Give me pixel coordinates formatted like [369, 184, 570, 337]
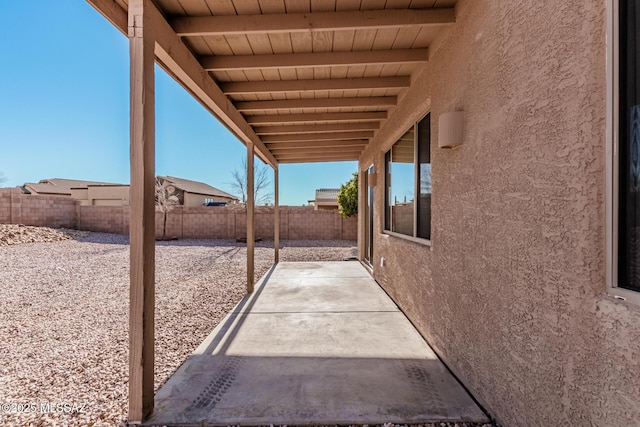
[90, 0, 457, 165]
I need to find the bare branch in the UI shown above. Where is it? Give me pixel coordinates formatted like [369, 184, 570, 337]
[228, 156, 273, 205]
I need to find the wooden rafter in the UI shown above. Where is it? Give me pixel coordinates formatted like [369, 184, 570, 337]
[277, 155, 361, 163]
[245, 112, 387, 125]
[201, 49, 428, 71]
[269, 146, 365, 154]
[236, 97, 396, 112]
[265, 140, 368, 149]
[220, 77, 410, 95]
[262, 131, 374, 143]
[254, 122, 379, 135]
[171, 8, 455, 36]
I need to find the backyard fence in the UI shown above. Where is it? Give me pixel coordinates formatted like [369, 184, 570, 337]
[0, 188, 356, 240]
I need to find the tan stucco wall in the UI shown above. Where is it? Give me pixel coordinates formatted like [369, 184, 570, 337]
[87, 186, 129, 206]
[359, 1, 640, 426]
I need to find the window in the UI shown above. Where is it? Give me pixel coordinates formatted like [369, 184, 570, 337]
[385, 113, 431, 241]
[610, 0, 640, 301]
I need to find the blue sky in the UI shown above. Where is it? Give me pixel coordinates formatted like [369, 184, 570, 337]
[0, 0, 357, 206]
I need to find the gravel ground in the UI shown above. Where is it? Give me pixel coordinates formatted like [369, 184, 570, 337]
[0, 224, 88, 246]
[0, 231, 357, 426]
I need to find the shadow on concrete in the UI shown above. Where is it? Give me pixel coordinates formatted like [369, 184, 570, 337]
[144, 261, 489, 426]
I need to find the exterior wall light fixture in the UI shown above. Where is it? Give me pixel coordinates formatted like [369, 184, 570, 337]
[438, 111, 464, 148]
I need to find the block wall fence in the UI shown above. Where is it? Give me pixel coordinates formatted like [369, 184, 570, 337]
[0, 188, 356, 240]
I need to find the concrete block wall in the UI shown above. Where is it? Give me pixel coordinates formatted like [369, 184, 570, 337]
[79, 206, 128, 234]
[0, 190, 11, 223]
[0, 189, 77, 228]
[0, 190, 356, 240]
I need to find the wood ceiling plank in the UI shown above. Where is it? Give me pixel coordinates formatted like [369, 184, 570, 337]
[246, 111, 386, 124]
[284, 0, 310, 13]
[220, 76, 409, 94]
[203, 0, 236, 15]
[231, 0, 261, 14]
[361, 0, 386, 11]
[236, 96, 396, 111]
[254, 122, 379, 134]
[372, 28, 400, 50]
[262, 131, 374, 142]
[201, 49, 428, 70]
[202, 34, 234, 55]
[178, 0, 212, 16]
[392, 25, 422, 49]
[335, 0, 361, 11]
[258, 0, 287, 13]
[345, 65, 367, 79]
[268, 32, 294, 54]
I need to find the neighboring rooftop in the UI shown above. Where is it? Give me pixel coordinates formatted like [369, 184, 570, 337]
[22, 178, 121, 195]
[315, 189, 339, 200]
[159, 176, 238, 200]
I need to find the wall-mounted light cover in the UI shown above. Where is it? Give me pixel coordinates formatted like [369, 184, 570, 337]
[438, 111, 464, 148]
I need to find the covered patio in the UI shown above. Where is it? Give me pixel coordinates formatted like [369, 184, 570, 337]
[146, 261, 487, 426]
[85, 0, 478, 424]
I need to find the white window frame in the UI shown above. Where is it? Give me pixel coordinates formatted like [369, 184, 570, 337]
[607, 0, 640, 304]
[383, 113, 432, 247]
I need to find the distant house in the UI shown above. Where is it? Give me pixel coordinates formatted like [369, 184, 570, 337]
[22, 176, 237, 207]
[156, 176, 238, 207]
[22, 178, 120, 197]
[308, 188, 339, 211]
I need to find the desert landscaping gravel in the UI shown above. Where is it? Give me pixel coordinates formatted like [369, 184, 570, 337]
[0, 230, 357, 426]
[0, 227, 495, 427]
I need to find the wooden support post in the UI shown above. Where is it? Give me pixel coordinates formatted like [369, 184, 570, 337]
[274, 166, 280, 263]
[128, 0, 155, 422]
[247, 142, 255, 293]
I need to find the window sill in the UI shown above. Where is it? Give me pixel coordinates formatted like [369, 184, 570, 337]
[605, 286, 640, 307]
[382, 230, 432, 248]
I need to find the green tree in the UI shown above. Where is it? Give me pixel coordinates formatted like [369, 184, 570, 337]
[337, 172, 358, 218]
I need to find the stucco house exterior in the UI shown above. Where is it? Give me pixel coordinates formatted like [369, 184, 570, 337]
[23, 176, 237, 207]
[87, 0, 640, 425]
[22, 178, 120, 197]
[157, 175, 238, 207]
[308, 188, 339, 210]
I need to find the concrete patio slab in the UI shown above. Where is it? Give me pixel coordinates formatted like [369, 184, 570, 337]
[144, 261, 488, 426]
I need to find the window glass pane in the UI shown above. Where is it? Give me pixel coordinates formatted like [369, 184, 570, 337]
[619, 0, 640, 292]
[385, 150, 391, 231]
[389, 127, 415, 236]
[417, 114, 431, 240]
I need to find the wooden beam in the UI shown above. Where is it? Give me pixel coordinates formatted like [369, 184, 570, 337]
[276, 154, 362, 161]
[128, 0, 155, 422]
[263, 131, 373, 143]
[236, 97, 396, 112]
[254, 122, 379, 135]
[87, 0, 277, 168]
[277, 155, 361, 163]
[274, 166, 279, 263]
[201, 49, 428, 71]
[266, 139, 368, 149]
[269, 146, 365, 155]
[172, 8, 455, 36]
[247, 143, 255, 294]
[221, 77, 410, 95]
[246, 112, 387, 125]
